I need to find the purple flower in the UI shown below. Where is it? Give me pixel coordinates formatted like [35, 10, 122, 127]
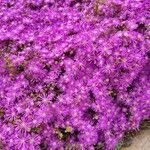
[0, 0, 150, 149]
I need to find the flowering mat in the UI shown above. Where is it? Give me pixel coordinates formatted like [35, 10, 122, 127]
[0, 0, 150, 150]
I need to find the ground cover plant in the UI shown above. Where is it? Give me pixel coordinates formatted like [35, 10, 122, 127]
[0, 0, 150, 150]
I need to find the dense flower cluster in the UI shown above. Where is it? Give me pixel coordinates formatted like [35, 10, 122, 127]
[0, 0, 150, 149]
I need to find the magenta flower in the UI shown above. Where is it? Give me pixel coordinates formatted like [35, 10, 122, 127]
[0, 0, 149, 149]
